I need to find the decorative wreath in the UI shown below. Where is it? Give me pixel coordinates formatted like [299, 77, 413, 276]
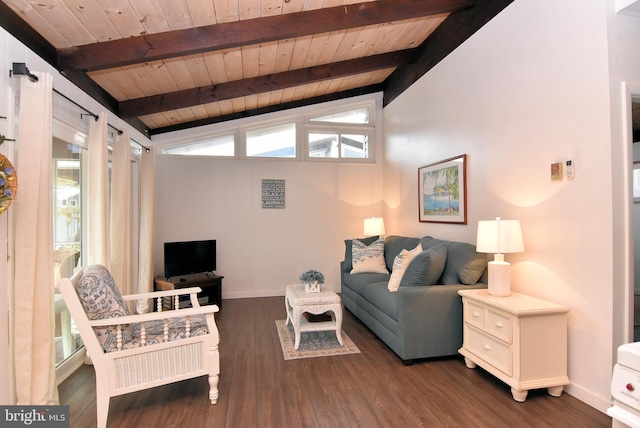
[0, 154, 17, 214]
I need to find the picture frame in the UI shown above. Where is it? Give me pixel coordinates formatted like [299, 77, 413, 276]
[418, 154, 467, 224]
[634, 162, 640, 203]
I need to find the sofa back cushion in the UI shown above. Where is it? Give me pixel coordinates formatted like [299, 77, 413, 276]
[400, 244, 449, 287]
[439, 241, 488, 285]
[383, 235, 421, 272]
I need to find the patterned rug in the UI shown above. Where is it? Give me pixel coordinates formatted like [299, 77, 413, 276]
[275, 319, 361, 360]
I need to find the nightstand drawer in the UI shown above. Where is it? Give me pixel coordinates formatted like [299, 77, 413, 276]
[464, 299, 486, 330]
[464, 325, 512, 376]
[486, 308, 512, 343]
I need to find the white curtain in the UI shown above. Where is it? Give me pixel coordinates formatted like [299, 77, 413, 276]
[13, 72, 58, 404]
[87, 113, 110, 268]
[110, 130, 132, 295]
[136, 148, 155, 313]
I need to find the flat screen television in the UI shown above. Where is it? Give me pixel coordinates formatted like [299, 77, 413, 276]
[164, 239, 216, 279]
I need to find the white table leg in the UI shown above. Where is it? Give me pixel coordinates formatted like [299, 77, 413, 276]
[334, 305, 343, 346]
[292, 306, 303, 350]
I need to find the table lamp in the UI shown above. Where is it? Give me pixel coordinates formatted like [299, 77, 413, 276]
[476, 217, 524, 297]
[364, 217, 385, 237]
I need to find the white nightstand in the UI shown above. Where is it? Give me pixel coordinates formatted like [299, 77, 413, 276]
[458, 289, 570, 402]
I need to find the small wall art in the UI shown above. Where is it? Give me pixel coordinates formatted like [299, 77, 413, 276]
[262, 179, 285, 209]
[418, 154, 467, 224]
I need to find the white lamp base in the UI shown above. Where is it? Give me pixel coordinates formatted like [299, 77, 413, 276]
[488, 260, 512, 297]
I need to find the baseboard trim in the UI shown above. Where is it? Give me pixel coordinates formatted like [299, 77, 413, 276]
[565, 382, 611, 414]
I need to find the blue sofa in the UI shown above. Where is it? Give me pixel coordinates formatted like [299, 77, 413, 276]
[340, 235, 488, 363]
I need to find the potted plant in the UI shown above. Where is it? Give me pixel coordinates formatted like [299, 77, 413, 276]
[299, 269, 324, 293]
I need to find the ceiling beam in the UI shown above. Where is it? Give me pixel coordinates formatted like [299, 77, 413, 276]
[120, 50, 416, 118]
[58, 0, 475, 72]
[383, 0, 514, 106]
[150, 85, 383, 135]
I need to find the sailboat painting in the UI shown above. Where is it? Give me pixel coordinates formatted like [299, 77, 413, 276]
[418, 154, 467, 224]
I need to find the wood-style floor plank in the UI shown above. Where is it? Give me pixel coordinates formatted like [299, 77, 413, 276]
[60, 296, 611, 428]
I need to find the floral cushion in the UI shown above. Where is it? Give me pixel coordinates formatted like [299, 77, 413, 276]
[76, 264, 133, 352]
[98, 314, 210, 353]
[77, 264, 211, 353]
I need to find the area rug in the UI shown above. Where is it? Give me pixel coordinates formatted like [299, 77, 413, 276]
[275, 319, 361, 360]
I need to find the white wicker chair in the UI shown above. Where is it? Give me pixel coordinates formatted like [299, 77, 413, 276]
[59, 265, 220, 428]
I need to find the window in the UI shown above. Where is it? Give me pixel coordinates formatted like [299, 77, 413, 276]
[308, 133, 369, 159]
[156, 95, 380, 162]
[246, 122, 296, 158]
[309, 107, 370, 124]
[161, 134, 235, 157]
[53, 136, 86, 381]
[305, 105, 373, 160]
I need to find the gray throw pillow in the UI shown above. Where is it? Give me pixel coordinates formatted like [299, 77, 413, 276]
[439, 241, 488, 285]
[400, 245, 448, 287]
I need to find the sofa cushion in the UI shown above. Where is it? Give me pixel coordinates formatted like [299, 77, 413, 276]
[384, 235, 421, 271]
[388, 243, 422, 292]
[364, 281, 399, 321]
[439, 241, 488, 285]
[351, 238, 389, 274]
[343, 235, 380, 273]
[343, 272, 391, 296]
[400, 244, 449, 287]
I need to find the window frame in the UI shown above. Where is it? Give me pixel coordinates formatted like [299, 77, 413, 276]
[154, 94, 381, 163]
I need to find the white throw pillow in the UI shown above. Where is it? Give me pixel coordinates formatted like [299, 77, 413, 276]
[387, 243, 423, 292]
[351, 238, 389, 274]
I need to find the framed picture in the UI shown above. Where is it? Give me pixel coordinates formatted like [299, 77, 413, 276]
[634, 162, 640, 203]
[418, 154, 467, 224]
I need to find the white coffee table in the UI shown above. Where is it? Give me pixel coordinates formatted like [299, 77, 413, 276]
[285, 284, 343, 350]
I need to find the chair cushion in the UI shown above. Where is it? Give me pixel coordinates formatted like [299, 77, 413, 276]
[103, 315, 210, 353]
[76, 264, 134, 352]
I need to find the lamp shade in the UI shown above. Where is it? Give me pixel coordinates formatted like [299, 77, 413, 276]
[476, 218, 524, 254]
[364, 217, 385, 236]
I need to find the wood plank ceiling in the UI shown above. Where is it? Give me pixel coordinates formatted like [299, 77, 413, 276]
[0, 0, 513, 137]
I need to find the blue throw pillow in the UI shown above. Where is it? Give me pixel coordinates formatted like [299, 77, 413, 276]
[400, 245, 448, 287]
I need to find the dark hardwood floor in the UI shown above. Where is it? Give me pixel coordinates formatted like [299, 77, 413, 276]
[59, 296, 611, 427]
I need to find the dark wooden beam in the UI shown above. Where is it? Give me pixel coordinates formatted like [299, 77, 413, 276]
[383, 0, 514, 106]
[150, 85, 383, 135]
[58, 0, 475, 72]
[59, 71, 150, 137]
[121, 50, 416, 118]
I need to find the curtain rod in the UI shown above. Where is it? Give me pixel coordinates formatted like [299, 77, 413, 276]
[52, 88, 150, 153]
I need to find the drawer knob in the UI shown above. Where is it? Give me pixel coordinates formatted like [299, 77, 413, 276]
[495, 321, 503, 328]
[484, 344, 491, 350]
[473, 311, 480, 318]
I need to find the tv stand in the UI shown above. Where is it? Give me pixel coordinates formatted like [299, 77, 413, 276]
[154, 272, 223, 311]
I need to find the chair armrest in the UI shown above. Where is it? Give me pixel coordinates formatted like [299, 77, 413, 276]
[121, 287, 203, 301]
[88, 304, 219, 327]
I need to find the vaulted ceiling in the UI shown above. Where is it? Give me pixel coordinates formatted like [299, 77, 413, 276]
[0, 0, 513, 137]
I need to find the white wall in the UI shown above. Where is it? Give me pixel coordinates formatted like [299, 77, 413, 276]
[151, 96, 385, 298]
[383, 0, 618, 412]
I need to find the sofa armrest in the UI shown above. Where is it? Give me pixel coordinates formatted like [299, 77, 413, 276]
[396, 283, 487, 358]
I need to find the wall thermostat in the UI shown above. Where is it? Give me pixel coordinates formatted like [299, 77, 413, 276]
[565, 159, 575, 180]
